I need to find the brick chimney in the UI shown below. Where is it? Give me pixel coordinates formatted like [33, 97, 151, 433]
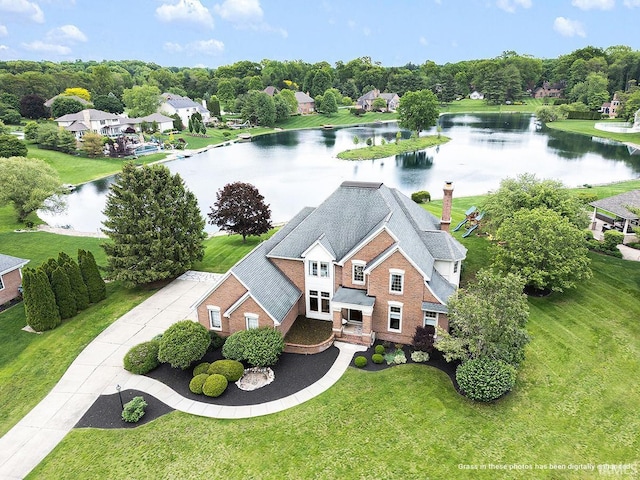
[440, 181, 454, 232]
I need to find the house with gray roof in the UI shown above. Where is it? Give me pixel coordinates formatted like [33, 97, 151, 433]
[55, 109, 122, 139]
[159, 93, 210, 128]
[294, 91, 315, 114]
[195, 181, 466, 346]
[589, 190, 640, 243]
[356, 89, 400, 111]
[0, 254, 29, 306]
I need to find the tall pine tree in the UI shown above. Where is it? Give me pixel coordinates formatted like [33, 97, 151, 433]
[23, 267, 61, 331]
[78, 249, 106, 303]
[59, 252, 90, 310]
[102, 162, 206, 287]
[50, 265, 77, 319]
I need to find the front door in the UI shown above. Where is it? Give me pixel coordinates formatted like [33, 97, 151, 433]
[348, 309, 363, 323]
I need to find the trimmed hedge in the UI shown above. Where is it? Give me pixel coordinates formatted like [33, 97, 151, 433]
[158, 320, 211, 369]
[354, 356, 367, 368]
[208, 359, 245, 381]
[374, 344, 385, 355]
[122, 396, 147, 423]
[202, 374, 228, 397]
[123, 340, 161, 374]
[372, 353, 384, 364]
[192, 362, 210, 376]
[221, 330, 248, 361]
[456, 358, 517, 402]
[222, 327, 285, 367]
[567, 111, 602, 120]
[189, 373, 210, 394]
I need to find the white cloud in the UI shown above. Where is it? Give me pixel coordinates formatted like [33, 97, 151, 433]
[22, 40, 71, 54]
[0, 0, 45, 23]
[623, 0, 640, 6]
[156, 0, 214, 29]
[0, 25, 7, 37]
[0, 44, 8, 51]
[164, 39, 224, 55]
[46, 25, 87, 43]
[496, 0, 532, 12]
[553, 17, 586, 37]
[419, 36, 428, 46]
[214, 0, 263, 22]
[571, 0, 614, 9]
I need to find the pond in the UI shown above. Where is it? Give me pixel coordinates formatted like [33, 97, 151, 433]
[40, 113, 640, 233]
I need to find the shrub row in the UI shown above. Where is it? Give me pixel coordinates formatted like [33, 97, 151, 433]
[222, 327, 285, 367]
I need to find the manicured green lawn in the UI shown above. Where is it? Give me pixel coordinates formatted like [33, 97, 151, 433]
[337, 135, 450, 160]
[27, 250, 640, 478]
[277, 109, 398, 129]
[545, 119, 640, 145]
[192, 230, 276, 273]
[440, 98, 544, 114]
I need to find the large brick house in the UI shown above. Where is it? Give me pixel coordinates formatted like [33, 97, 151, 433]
[195, 181, 466, 346]
[0, 254, 29, 306]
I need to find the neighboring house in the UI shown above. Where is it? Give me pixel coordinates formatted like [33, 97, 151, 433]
[356, 89, 400, 111]
[589, 190, 640, 244]
[532, 81, 566, 99]
[294, 91, 315, 114]
[55, 109, 122, 139]
[195, 181, 466, 346]
[119, 113, 175, 133]
[263, 86, 279, 96]
[159, 93, 210, 128]
[469, 91, 484, 100]
[0, 254, 29, 306]
[600, 93, 621, 118]
[44, 94, 91, 109]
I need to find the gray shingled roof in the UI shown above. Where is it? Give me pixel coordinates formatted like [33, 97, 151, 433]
[422, 301, 449, 313]
[590, 190, 640, 220]
[333, 287, 375, 307]
[0, 254, 29, 275]
[428, 269, 457, 304]
[55, 109, 119, 122]
[294, 91, 314, 103]
[161, 94, 208, 113]
[66, 122, 89, 132]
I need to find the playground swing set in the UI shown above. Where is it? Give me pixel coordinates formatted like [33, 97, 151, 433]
[453, 206, 485, 238]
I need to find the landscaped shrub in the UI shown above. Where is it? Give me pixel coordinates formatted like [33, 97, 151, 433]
[192, 362, 210, 376]
[603, 230, 624, 251]
[22, 267, 61, 332]
[456, 358, 517, 402]
[202, 374, 228, 397]
[209, 330, 226, 350]
[208, 359, 245, 381]
[50, 265, 77, 320]
[157, 320, 211, 369]
[374, 344, 385, 355]
[123, 340, 161, 374]
[354, 356, 367, 368]
[411, 351, 430, 363]
[412, 325, 436, 353]
[223, 328, 285, 367]
[411, 190, 431, 203]
[189, 373, 210, 394]
[372, 353, 384, 364]
[384, 348, 407, 365]
[121, 396, 147, 423]
[60, 255, 90, 311]
[78, 249, 106, 303]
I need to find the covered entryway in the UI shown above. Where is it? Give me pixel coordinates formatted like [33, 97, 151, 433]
[331, 287, 375, 346]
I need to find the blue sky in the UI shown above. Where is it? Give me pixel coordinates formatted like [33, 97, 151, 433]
[1, 0, 639, 68]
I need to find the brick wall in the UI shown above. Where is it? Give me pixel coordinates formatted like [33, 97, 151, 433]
[0, 269, 22, 305]
[196, 274, 247, 335]
[342, 229, 395, 289]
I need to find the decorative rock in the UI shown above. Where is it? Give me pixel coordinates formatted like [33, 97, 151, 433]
[236, 367, 275, 391]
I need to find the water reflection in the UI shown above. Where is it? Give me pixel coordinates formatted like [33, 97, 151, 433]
[395, 151, 433, 169]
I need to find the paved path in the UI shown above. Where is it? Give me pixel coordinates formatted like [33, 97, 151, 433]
[0, 272, 365, 479]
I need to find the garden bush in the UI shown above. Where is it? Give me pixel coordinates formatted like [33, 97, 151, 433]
[374, 344, 385, 355]
[202, 374, 228, 397]
[209, 330, 226, 350]
[412, 325, 435, 353]
[208, 359, 245, 381]
[411, 351, 430, 363]
[384, 349, 407, 365]
[603, 230, 624, 251]
[222, 328, 285, 367]
[372, 353, 384, 364]
[121, 396, 147, 423]
[456, 358, 517, 402]
[221, 329, 249, 361]
[123, 340, 160, 374]
[157, 320, 211, 369]
[192, 362, 210, 376]
[354, 356, 367, 368]
[189, 373, 210, 394]
[411, 190, 431, 204]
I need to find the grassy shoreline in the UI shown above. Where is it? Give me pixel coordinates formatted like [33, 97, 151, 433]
[337, 135, 450, 160]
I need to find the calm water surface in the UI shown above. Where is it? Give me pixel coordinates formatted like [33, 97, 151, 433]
[40, 113, 640, 233]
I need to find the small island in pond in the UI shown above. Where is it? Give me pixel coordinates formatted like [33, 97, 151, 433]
[337, 135, 450, 160]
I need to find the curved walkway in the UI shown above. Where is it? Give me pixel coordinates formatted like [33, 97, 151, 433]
[0, 272, 365, 479]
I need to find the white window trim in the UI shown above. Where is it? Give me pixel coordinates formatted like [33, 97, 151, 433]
[352, 260, 365, 285]
[320, 261, 330, 278]
[453, 261, 459, 274]
[245, 313, 259, 330]
[388, 301, 403, 333]
[207, 306, 222, 330]
[389, 269, 405, 295]
[423, 311, 438, 327]
[308, 260, 318, 277]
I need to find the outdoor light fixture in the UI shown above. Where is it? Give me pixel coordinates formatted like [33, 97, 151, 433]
[116, 384, 123, 409]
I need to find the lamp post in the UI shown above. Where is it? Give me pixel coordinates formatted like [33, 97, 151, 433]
[116, 384, 123, 409]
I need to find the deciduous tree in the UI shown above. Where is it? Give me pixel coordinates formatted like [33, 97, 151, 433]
[122, 85, 161, 117]
[208, 182, 272, 242]
[51, 96, 85, 118]
[397, 89, 439, 135]
[19, 94, 47, 119]
[81, 132, 104, 158]
[102, 163, 206, 287]
[320, 90, 338, 116]
[92, 94, 124, 114]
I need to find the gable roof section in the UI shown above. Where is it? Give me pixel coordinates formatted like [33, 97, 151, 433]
[161, 93, 208, 113]
[0, 254, 29, 276]
[590, 190, 640, 220]
[294, 91, 314, 104]
[55, 109, 119, 122]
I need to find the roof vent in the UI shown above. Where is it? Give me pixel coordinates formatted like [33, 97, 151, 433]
[340, 181, 383, 189]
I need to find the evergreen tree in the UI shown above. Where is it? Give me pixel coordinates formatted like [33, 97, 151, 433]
[78, 249, 106, 303]
[23, 267, 61, 331]
[50, 265, 77, 319]
[102, 163, 206, 287]
[59, 253, 90, 311]
[40, 257, 59, 281]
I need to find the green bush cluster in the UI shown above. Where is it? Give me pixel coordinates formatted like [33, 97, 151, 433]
[384, 349, 407, 365]
[158, 320, 211, 370]
[354, 356, 367, 368]
[209, 331, 226, 351]
[208, 360, 245, 382]
[222, 327, 285, 367]
[189, 373, 210, 394]
[374, 344, 385, 355]
[411, 190, 431, 203]
[587, 230, 624, 258]
[411, 351, 430, 363]
[202, 374, 228, 397]
[192, 362, 210, 376]
[121, 396, 147, 423]
[456, 358, 516, 402]
[123, 340, 161, 374]
[372, 353, 384, 364]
